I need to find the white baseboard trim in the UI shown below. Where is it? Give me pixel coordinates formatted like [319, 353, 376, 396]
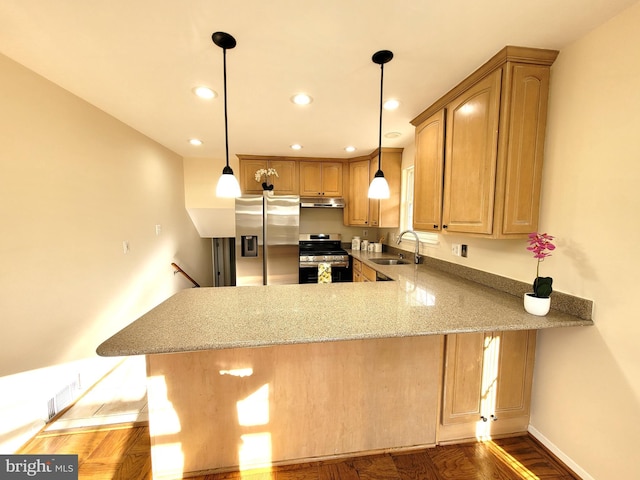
[528, 426, 594, 480]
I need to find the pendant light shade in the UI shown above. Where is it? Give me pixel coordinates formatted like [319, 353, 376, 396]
[368, 49, 393, 200]
[213, 31, 241, 198]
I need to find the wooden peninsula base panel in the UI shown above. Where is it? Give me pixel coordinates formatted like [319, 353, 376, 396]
[146, 336, 444, 478]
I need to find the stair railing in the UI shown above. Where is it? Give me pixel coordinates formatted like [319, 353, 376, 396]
[171, 263, 200, 288]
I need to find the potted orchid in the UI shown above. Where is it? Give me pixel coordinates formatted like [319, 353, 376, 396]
[524, 232, 555, 315]
[254, 168, 279, 190]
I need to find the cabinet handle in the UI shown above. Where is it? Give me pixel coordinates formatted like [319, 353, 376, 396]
[443, 225, 448, 229]
[433, 224, 438, 229]
[491, 414, 498, 422]
[480, 416, 488, 422]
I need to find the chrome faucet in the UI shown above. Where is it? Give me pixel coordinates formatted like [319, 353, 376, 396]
[396, 230, 421, 264]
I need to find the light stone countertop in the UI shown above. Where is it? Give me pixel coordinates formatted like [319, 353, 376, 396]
[97, 251, 593, 357]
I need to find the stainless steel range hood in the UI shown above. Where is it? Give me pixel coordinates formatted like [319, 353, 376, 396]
[300, 197, 345, 208]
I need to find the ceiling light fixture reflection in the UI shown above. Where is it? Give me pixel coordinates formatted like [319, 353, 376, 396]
[345, 146, 356, 153]
[193, 86, 216, 99]
[385, 131, 402, 139]
[291, 93, 313, 105]
[189, 138, 203, 146]
[290, 144, 303, 150]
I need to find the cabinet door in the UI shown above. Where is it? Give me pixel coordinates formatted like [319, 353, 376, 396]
[413, 110, 445, 231]
[440, 330, 535, 443]
[346, 160, 370, 226]
[270, 160, 299, 195]
[299, 162, 323, 196]
[442, 70, 501, 234]
[494, 330, 536, 420]
[240, 159, 268, 194]
[441, 332, 485, 426]
[300, 162, 343, 197]
[500, 65, 550, 235]
[362, 263, 377, 282]
[352, 258, 362, 282]
[321, 162, 343, 197]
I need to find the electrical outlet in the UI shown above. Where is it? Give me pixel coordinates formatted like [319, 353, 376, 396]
[451, 244, 461, 256]
[122, 241, 130, 254]
[461, 244, 468, 257]
[155, 224, 162, 236]
[362, 229, 368, 237]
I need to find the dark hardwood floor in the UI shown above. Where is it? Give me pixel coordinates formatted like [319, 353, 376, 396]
[18, 423, 580, 480]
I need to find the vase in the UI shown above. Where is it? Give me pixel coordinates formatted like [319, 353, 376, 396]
[261, 182, 274, 191]
[523, 293, 551, 316]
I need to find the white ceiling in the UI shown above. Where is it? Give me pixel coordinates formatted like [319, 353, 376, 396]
[0, 0, 636, 159]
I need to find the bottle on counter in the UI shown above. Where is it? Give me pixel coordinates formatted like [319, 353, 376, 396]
[351, 236, 361, 250]
[361, 240, 369, 251]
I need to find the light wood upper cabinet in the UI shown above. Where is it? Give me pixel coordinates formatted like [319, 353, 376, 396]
[238, 156, 298, 195]
[411, 46, 558, 239]
[442, 70, 502, 234]
[413, 109, 445, 231]
[345, 159, 371, 226]
[344, 149, 403, 227]
[439, 330, 536, 443]
[299, 161, 343, 197]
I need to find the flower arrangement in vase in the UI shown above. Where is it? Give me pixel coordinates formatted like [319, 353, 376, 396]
[524, 232, 556, 316]
[254, 168, 279, 191]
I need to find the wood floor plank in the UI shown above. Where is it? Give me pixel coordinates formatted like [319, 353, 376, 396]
[18, 424, 581, 480]
[392, 449, 440, 480]
[427, 446, 486, 480]
[351, 454, 401, 480]
[317, 461, 360, 480]
[489, 437, 576, 479]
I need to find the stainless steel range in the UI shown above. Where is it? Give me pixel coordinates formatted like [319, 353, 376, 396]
[299, 233, 352, 283]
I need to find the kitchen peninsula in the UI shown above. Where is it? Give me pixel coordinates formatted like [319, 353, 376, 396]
[97, 257, 592, 479]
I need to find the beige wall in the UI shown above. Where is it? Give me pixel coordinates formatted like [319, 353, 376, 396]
[529, 3, 640, 478]
[0, 53, 212, 449]
[398, 3, 640, 477]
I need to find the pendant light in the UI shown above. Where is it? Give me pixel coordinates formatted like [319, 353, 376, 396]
[368, 50, 393, 199]
[213, 31, 241, 198]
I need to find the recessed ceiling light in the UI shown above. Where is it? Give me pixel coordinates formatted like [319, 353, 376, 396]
[291, 93, 313, 105]
[383, 99, 400, 110]
[384, 131, 402, 139]
[345, 146, 356, 153]
[189, 138, 203, 146]
[290, 144, 303, 150]
[193, 86, 216, 99]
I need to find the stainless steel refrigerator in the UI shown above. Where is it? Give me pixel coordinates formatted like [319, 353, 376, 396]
[235, 192, 300, 286]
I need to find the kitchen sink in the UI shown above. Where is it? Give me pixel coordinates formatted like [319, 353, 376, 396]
[370, 258, 410, 265]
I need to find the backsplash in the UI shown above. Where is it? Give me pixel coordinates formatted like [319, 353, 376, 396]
[383, 245, 593, 321]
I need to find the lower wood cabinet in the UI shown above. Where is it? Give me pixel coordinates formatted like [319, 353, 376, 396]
[439, 330, 536, 442]
[362, 263, 377, 282]
[352, 258, 362, 282]
[147, 336, 444, 476]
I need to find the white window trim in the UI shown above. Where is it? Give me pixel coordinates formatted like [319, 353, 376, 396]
[399, 166, 440, 247]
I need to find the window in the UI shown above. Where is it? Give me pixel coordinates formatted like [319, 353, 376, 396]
[401, 166, 439, 245]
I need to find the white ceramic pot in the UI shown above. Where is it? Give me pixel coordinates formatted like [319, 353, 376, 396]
[523, 293, 551, 316]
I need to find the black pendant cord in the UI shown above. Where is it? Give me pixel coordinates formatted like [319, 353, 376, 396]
[222, 46, 231, 172]
[376, 61, 384, 174]
[212, 31, 236, 175]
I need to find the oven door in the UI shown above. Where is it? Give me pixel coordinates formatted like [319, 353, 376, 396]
[299, 263, 352, 284]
